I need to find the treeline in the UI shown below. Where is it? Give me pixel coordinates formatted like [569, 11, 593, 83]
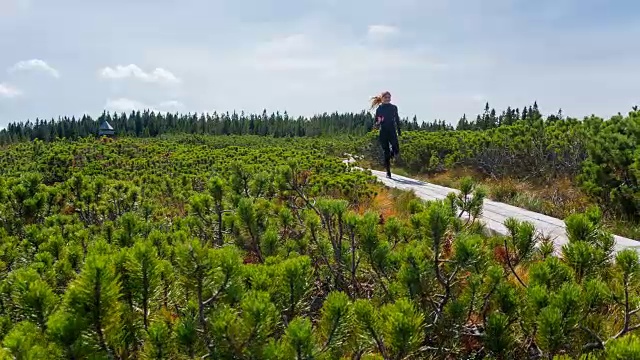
[456, 101, 552, 130]
[0, 101, 561, 144]
[0, 100, 575, 145]
[0, 110, 452, 145]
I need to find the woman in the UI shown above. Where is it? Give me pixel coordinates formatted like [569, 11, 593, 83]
[371, 91, 401, 179]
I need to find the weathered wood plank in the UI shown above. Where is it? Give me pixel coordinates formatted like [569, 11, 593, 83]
[369, 169, 640, 253]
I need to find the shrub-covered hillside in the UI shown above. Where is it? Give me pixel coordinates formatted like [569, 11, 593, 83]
[3, 103, 636, 222]
[0, 135, 640, 359]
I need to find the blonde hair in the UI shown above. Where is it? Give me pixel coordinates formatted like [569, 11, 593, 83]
[370, 91, 391, 110]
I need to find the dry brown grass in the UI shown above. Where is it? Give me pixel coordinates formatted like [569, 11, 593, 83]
[487, 177, 592, 218]
[355, 185, 424, 226]
[419, 169, 608, 226]
[357, 187, 398, 220]
[61, 204, 75, 215]
[424, 167, 484, 189]
[423, 169, 591, 216]
[510, 265, 531, 287]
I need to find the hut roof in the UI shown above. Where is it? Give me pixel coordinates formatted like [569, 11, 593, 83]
[99, 120, 114, 131]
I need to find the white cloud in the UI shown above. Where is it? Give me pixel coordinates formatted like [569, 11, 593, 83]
[105, 98, 153, 113]
[243, 30, 444, 75]
[141, 24, 450, 119]
[0, 83, 21, 98]
[367, 25, 399, 41]
[248, 34, 326, 70]
[8, 59, 60, 78]
[471, 94, 485, 103]
[99, 64, 181, 84]
[105, 98, 184, 113]
[255, 34, 313, 56]
[158, 100, 184, 110]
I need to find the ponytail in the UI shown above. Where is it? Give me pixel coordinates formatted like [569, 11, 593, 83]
[370, 91, 391, 110]
[370, 95, 383, 110]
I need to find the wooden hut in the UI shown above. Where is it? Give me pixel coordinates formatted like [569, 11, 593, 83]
[98, 120, 115, 137]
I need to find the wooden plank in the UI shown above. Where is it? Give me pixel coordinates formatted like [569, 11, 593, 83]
[368, 169, 640, 253]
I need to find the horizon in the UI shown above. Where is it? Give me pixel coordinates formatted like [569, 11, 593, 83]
[1, 99, 638, 131]
[1, 0, 639, 127]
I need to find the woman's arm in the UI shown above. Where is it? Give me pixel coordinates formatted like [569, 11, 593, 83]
[394, 105, 401, 136]
[374, 107, 383, 129]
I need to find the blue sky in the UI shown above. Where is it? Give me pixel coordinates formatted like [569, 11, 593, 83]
[1, 0, 639, 127]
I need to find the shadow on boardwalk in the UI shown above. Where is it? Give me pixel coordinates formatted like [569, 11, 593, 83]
[389, 177, 426, 187]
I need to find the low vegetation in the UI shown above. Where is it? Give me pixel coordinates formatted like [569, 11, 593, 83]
[0, 135, 637, 359]
[0, 102, 637, 358]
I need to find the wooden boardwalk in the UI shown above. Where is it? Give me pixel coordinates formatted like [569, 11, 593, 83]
[369, 169, 639, 253]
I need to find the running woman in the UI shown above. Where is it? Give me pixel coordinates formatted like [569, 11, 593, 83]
[371, 91, 401, 178]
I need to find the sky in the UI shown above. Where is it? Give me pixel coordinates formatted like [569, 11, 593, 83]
[1, 0, 639, 127]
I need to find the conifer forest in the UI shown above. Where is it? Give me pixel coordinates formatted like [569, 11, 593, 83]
[0, 102, 639, 359]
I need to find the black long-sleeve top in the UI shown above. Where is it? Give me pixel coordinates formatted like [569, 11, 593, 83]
[375, 103, 401, 135]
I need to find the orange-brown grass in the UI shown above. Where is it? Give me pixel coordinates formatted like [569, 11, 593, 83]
[417, 168, 638, 234]
[461, 331, 483, 354]
[390, 188, 421, 218]
[243, 252, 261, 264]
[156, 195, 187, 218]
[512, 265, 531, 286]
[356, 185, 424, 225]
[467, 313, 484, 326]
[486, 176, 592, 219]
[422, 167, 484, 189]
[442, 231, 455, 258]
[492, 244, 533, 287]
[61, 204, 75, 215]
[357, 186, 398, 221]
[493, 245, 509, 265]
[416, 168, 591, 216]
